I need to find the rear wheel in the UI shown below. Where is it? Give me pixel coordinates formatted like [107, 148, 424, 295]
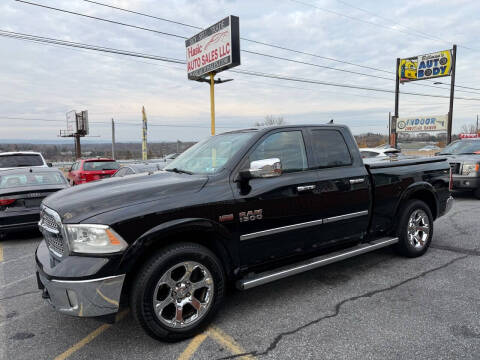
[130, 242, 225, 341]
[394, 199, 433, 257]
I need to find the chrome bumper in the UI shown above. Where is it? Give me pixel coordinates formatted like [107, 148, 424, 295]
[37, 272, 125, 317]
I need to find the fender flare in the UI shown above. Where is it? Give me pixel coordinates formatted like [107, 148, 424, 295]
[118, 218, 236, 274]
[394, 181, 439, 223]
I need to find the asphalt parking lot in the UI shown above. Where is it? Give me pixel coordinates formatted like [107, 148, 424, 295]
[1, 194, 479, 360]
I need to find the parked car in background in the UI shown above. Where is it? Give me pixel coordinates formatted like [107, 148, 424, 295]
[359, 147, 401, 159]
[437, 138, 480, 199]
[0, 167, 68, 239]
[0, 151, 51, 169]
[419, 145, 441, 152]
[113, 163, 162, 177]
[148, 153, 181, 170]
[67, 158, 120, 185]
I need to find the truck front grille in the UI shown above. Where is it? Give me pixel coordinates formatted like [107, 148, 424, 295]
[39, 207, 65, 257]
[449, 162, 461, 175]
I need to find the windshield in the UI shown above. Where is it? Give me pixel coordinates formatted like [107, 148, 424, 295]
[164, 132, 255, 175]
[438, 140, 480, 155]
[0, 171, 66, 189]
[0, 154, 44, 167]
[83, 161, 120, 171]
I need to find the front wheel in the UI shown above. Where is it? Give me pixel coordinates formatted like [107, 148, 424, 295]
[394, 199, 433, 257]
[130, 242, 226, 342]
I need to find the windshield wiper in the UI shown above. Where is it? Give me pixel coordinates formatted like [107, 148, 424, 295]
[165, 168, 194, 175]
[458, 152, 480, 155]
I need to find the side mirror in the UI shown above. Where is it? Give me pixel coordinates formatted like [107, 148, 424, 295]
[241, 158, 282, 179]
[47, 162, 53, 167]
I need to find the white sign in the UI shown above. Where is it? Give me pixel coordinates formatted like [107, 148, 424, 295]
[396, 114, 448, 133]
[186, 16, 240, 80]
[66, 110, 76, 134]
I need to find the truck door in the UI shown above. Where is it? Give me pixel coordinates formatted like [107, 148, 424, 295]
[232, 129, 325, 267]
[304, 128, 371, 248]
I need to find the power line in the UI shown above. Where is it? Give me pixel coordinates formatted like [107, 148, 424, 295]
[76, 0, 480, 95]
[292, 0, 479, 52]
[2, 29, 480, 102]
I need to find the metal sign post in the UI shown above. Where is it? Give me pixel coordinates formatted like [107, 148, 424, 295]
[210, 73, 216, 136]
[447, 44, 457, 144]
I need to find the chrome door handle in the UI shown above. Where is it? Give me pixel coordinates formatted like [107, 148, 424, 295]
[349, 178, 365, 184]
[297, 185, 316, 192]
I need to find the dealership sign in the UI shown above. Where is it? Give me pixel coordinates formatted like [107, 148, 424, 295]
[186, 16, 240, 80]
[399, 50, 452, 83]
[396, 114, 448, 132]
[459, 133, 479, 139]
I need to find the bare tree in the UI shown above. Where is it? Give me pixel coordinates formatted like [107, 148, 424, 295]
[460, 123, 478, 134]
[254, 115, 286, 127]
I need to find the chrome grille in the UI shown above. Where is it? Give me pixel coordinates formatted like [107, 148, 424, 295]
[39, 207, 64, 257]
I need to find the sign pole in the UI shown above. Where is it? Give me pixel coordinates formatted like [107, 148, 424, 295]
[447, 44, 457, 144]
[210, 73, 216, 136]
[394, 58, 400, 148]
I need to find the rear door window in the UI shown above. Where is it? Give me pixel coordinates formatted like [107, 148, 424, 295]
[83, 161, 120, 171]
[309, 129, 352, 168]
[0, 172, 66, 189]
[0, 154, 44, 167]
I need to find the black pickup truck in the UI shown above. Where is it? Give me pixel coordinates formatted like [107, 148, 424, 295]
[36, 124, 453, 341]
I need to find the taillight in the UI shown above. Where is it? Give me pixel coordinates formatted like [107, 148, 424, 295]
[0, 198, 16, 206]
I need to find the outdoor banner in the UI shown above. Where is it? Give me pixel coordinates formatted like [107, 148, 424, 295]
[399, 49, 452, 83]
[186, 16, 240, 80]
[396, 114, 448, 132]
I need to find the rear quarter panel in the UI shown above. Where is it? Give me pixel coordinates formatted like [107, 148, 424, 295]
[368, 158, 450, 237]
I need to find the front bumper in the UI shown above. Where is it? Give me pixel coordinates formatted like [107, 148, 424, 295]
[37, 271, 125, 317]
[36, 240, 125, 318]
[451, 176, 480, 190]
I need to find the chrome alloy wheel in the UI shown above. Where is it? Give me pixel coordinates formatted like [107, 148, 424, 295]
[152, 261, 214, 329]
[407, 209, 430, 249]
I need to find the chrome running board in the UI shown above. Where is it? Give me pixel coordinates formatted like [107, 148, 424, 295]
[236, 237, 399, 290]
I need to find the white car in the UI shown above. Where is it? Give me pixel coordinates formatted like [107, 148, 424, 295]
[418, 145, 441, 152]
[359, 147, 401, 159]
[0, 151, 50, 170]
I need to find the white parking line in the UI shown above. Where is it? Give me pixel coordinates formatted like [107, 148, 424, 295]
[0, 274, 35, 289]
[0, 253, 33, 265]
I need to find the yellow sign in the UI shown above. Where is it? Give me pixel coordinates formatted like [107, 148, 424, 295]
[399, 49, 452, 82]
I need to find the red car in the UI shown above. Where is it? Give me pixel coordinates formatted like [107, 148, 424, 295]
[67, 158, 120, 185]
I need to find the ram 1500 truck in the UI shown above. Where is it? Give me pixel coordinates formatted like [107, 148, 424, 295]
[36, 124, 453, 341]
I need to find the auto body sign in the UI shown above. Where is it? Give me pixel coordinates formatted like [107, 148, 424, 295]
[399, 50, 452, 83]
[396, 114, 448, 132]
[186, 16, 240, 80]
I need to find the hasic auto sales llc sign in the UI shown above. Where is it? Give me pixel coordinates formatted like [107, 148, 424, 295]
[186, 16, 240, 80]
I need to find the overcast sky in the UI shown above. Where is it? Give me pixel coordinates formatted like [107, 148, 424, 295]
[1, 0, 479, 142]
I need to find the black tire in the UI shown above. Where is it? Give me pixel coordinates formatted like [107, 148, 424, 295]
[474, 188, 480, 200]
[130, 242, 226, 342]
[394, 199, 434, 258]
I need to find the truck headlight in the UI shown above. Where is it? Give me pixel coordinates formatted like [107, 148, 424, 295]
[64, 224, 128, 254]
[461, 163, 480, 176]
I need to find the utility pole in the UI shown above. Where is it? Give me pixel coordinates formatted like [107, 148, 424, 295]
[476, 114, 479, 135]
[141, 106, 148, 161]
[111, 118, 116, 160]
[447, 44, 457, 144]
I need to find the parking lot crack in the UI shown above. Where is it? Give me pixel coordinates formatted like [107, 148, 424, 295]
[216, 255, 469, 360]
[430, 244, 480, 256]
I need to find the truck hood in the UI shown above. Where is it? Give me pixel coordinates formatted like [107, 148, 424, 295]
[43, 171, 208, 223]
